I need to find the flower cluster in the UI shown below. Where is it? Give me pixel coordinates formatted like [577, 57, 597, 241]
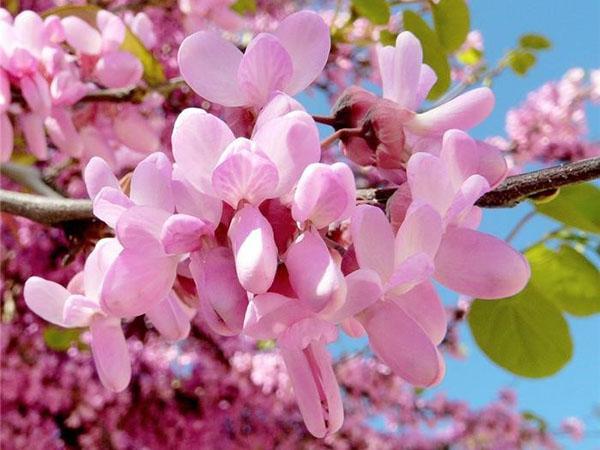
[0, 8, 165, 170]
[21, 12, 532, 438]
[496, 67, 600, 165]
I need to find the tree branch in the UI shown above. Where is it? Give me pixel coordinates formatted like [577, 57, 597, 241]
[2, 157, 599, 226]
[0, 190, 93, 224]
[357, 156, 600, 208]
[1, 162, 63, 198]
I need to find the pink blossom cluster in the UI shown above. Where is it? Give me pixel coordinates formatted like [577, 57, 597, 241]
[20, 12, 531, 438]
[0, 8, 160, 163]
[497, 68, 600, 164]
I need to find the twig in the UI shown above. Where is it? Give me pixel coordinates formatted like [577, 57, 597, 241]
[0, 163, 63, 198]
[0, 190, 93, 224]
[80, 77, 185, 104]
[357, 157, 600, 208]
[321, 127, 363, 149]
[2, 157, 600, 226]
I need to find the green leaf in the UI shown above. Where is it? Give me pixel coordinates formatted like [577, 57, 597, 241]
[230, 0, 257, 15]
[519, 33, 551, 50]
[42, 5, 166, 86]
[507, 49, 536, 76]
[379, 30, 397, 46]
[352, 0, 391, 25]
[522, 410, 548, 432]
[403, 10, 451, 99]
[468, 283, 573, 378]
[456, 47, 482, 66]
[431, 0, 470, 53]
[43, 326, 82, 351]
[528, 244, 600, 316]
[535, 183, 600, 234]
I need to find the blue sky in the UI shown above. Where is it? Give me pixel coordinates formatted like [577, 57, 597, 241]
[310, 1, 600, 447]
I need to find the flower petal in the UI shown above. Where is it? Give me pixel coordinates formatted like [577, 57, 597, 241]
[406, 152, 454, 216]
[350, 205, 395, 281]
[189, 247, 248, 336]
[273, 11, 330, 95]
[0, 112, 13, 162]
[84, 156, 120, 199]
[434, 227, 530, 299]
[145, 292, 193, 341]
[328, 268, 383, 322]
[100, 249, 178, 317]
[90, 315, 131, 392]
[171, 108, 235, 194]
[395, 202, 443, 263]
[253, 111, 320, 198]
[93, 186, 134, 228]
[228, 205, 278, 294]
[129, 152, 174, 212]
[407, 87, 495, 136]
[285, 230, 346, 314]
[237, 34, 293, 108]
[171, 164, 223, 227]
[243, 293, 310, 340]
[83, 237, 123, 301]
[94, 50, 143, 89]
[178, 31, 245, 106]
[63, 294, 100, 327]
[113, 107, 160, 154]
[24, 276, 70, 326]
[360, 300, 443, 386]
[61, 16, 102, 55]
[379, 32, 422, 108]
[161, 214, 210, 254]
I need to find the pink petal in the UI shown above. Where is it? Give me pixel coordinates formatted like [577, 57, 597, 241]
[13, 11, 45, 56]
[237, 33, 293, 108]
[340, 317, 366, 337]
[328, 268, 383, 322]
[84, 157, 120, 199]
[434, 228, 531, 299]
[161, 214, 210, 254]
[292, 162, 356, 229]
[395, 202, 442, 263]
[378, 32, 422, 108]
[285, 230, 346, 315]
[360, 300, 444, 386]
[178, 31, 245, 106]
[19, 112, 47, 160]
[145, 292, 192, 341]
[130, 152, 174, 212]
[228, 205, 278, 294]
[273, 11, 331, 95]
[212, 139, 279, 208]
[406, 152, 454, 216]
[92, 186, 134, 228]
[61, 16, 102, 55]
[407, 87, 495, 136]
[96, 10, 125, 52]
[279, 340, 343, 438]
[115, 205, 170, 255]
[171, 108, 235, 194]
[45, 108, 83, 157]
[0, 112, 13, 162]
[253, 111, 320, 198]
[43, 15, 65, 44]
[83, 238, 122, 301]
[254, 92, 305, 130]
[475, 140, 509, 188]
[20, 73, 51, 116]
[445, 174, 489, 226]
[100, 249, 179, 317]
[243, 293, 310, 340]
[414, 64, 437, 109]
[23, 276, 70, 326]
[62, 294, 100, 327]
[171, 164, 223, 227]
[114, 107, 160, 154]
[80, 127, 117, 168]
[385, 253, 433, 295]
[67, 271, 85, 295]
[94, 50, 143, 88]
[90, 316, 131, 392]
[189, 247, 248, 336]
[0, 69, 10, 112]
[389, 282, 447, 345]
[350, 205, 395, 281]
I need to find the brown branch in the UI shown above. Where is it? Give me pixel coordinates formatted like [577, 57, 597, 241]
[0, 190, 93, 224]
[2, 157, 599, 226]
[1, 162, 63, 198]
[358, 156, 600, 207]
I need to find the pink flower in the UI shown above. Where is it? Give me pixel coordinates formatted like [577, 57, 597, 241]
[560, 417, 585, 442]
[24, 238, 132, 392]
[178, 11, 330, 108]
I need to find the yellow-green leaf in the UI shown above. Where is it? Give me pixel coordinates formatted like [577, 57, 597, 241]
[468, 283, 573, 378]
[535, 183, 600, 234]
[42, 5, 166, 86]
[519, 33, 551, 50]
[457, 47, 482, 66]
[403, 10, 451, 100]
[528, 244, 600, 316]
[230, 0, 257, 15]
[507, 49, 536, 76]
[352, 0, 391, 25]
[431, 0, 470, 53]
[43, 326, 83, 351]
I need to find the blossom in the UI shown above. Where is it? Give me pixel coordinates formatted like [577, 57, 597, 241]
[178, 11, 330, 108]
